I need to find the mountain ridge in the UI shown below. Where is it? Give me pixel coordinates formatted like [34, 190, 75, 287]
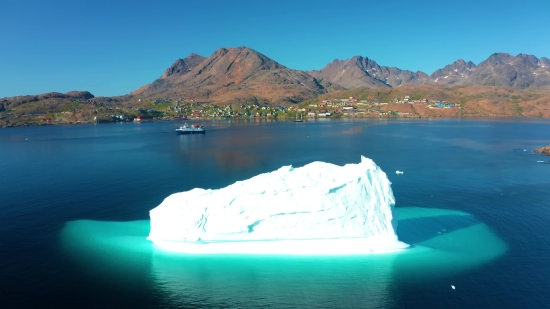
[311, 52, 550, 90]
[2, 48, 549, 106]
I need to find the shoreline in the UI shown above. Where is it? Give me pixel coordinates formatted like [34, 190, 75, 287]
[3, 114, 550, 129]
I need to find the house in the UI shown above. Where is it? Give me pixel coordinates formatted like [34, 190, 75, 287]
[135, 115, 154, 121]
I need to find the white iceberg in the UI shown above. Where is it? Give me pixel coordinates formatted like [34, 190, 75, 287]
[147, 156, 409, 254]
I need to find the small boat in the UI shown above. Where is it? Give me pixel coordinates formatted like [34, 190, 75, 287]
[295, 112, 303, 122]
[175, 123, 205, 134]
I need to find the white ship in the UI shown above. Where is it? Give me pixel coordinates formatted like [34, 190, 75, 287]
[175, 123, 205, 134]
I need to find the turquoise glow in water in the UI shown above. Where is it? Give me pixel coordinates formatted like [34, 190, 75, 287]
[60, 207, 507, 308]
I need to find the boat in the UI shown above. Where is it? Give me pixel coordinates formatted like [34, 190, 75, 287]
[175, 123, 205, 134]
[295, 112, 303, 122]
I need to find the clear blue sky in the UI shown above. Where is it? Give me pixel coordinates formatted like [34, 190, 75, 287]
[1, 0, 549, 98]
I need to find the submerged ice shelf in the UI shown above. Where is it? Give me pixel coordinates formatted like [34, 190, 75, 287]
[60, 158, 509, 304]
[147, 156, 408, 254]
[60, 207, 508, 294]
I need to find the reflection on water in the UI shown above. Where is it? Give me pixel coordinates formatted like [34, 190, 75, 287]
[61, 207, 507, 308]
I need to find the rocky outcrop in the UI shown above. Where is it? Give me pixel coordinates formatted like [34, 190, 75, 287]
[65, 91, 95, 100]
[535, 146, 550, 156]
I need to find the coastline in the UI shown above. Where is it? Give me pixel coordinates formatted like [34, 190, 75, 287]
[3, 114, 550, 129]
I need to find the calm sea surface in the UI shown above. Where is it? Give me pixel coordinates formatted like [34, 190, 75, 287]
[1, 119, 550, 308]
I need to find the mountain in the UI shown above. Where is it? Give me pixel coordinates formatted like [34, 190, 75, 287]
[307, 56, 429, 89]
[429, 59, 477, 85]
[130, 47, 329, 104]
[132, 53, 207, 95]
[161, 53, 207, 78]
[308, 53, 550, 90]
[448, 53, 550, 88]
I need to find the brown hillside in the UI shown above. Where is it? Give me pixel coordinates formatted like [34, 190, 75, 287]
[308, 85, 550, 117]
[128, 46, 328, 104]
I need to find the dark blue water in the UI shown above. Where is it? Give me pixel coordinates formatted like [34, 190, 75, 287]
[1, 119, 550, 308]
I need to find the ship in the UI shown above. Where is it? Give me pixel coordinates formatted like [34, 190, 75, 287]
[175, 123, 206, 134]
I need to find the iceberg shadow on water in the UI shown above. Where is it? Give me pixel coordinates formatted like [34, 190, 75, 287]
[397, 213, 479, 245]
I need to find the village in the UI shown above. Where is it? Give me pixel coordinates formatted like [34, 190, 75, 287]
[0, 94, 463, 127]
[154, 95, 462, 120]
[294, 95, 461, 118]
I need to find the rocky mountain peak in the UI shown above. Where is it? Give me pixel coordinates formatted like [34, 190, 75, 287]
[430, 59, 477, 85]
[485, 52, 515, 65]
[161, 53, 206, 79]
[515, 53, 540, 67]
[308, 55, 428, 89]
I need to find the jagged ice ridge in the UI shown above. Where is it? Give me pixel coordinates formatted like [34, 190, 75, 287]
[147, 156, 409, 254]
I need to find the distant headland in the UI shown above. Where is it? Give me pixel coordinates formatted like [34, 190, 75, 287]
[535, 146, 550, 156]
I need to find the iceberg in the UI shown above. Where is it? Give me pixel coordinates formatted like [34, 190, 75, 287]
[147, 156, 409, 254]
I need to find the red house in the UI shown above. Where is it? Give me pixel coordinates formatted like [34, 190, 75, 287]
[135, 115, 153, 121]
